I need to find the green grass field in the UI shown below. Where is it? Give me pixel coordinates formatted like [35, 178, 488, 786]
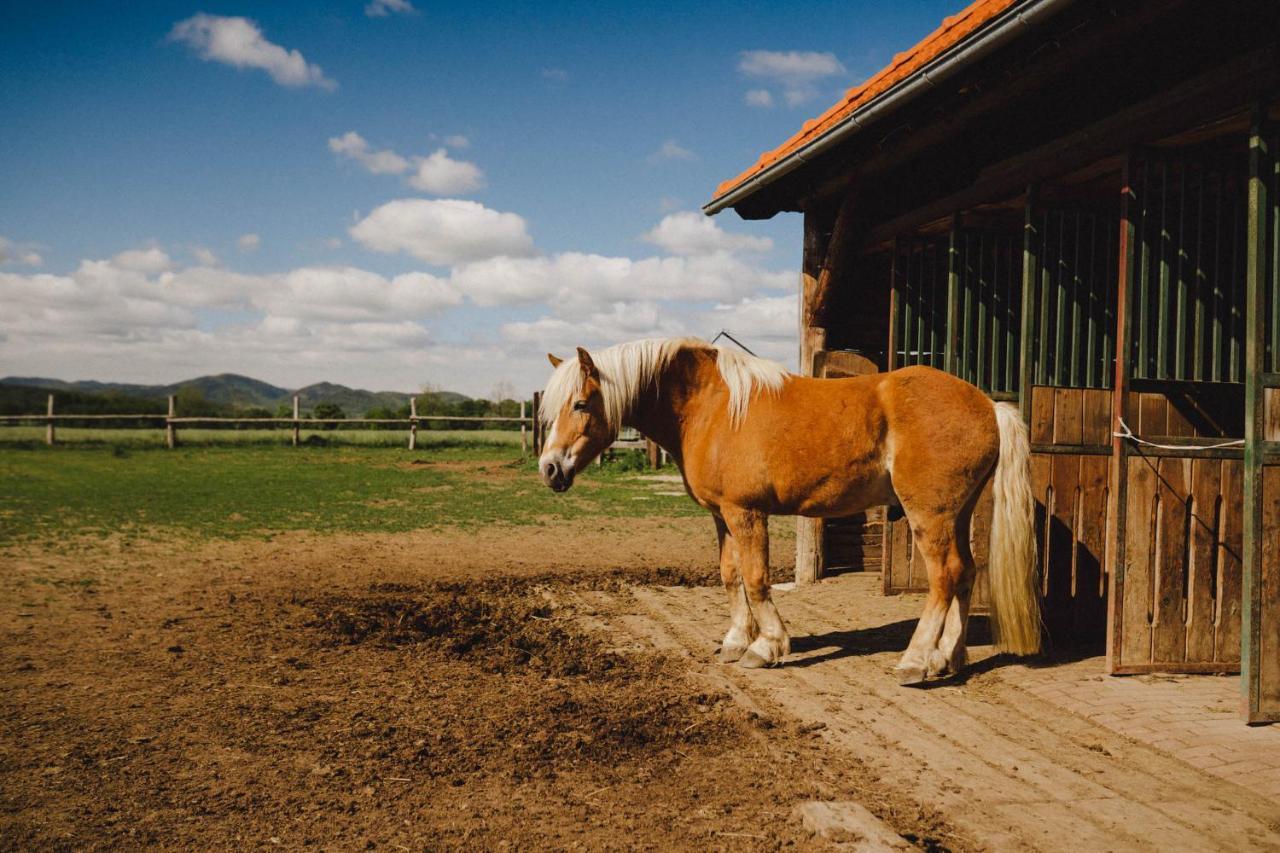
[0, 440, 697, 546]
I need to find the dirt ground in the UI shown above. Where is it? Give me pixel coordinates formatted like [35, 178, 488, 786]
[0, 517, 959, 851]
[3, 514, 1278, 850]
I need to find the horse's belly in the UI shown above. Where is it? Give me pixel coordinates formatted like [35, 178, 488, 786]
[784, 466, 892, 517]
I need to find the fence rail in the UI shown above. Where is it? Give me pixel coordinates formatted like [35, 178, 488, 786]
[3, 393, 538, 452]
[2, 392, 668, 466]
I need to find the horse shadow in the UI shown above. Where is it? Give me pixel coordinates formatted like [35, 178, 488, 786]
[785, 614, 1101, 685]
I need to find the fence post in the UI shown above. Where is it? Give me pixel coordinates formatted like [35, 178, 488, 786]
[532, 391, 542, 456]
[520, 400, 527, 456]
[292, 395, 300, 447]
[46, 394, 55, 446]
[409, 396, 418, 450]
[166, 395, 177, 449]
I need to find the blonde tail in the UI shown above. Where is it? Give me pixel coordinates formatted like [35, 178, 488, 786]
[988, 402, 1042, 655]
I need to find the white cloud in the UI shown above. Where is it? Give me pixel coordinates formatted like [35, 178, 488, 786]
[738, 50, 845, 106]
[169, 14, 336, 91]
[703, 294, 798, 341]
[365, 0, 416, 17]
[328, 133, 483, 195]
[0, 237, 42, 267]
[641, 212, 772, 256]
[442, 134, 469, 149]
[407, 148, 485, 195]
[541, 68, 568, 82]
[648, 140, 696, 164]
[255, 267, 460, 322]
[328, 131, 410, 175]
[350, 199, 534, 266]
[237, 233, 261, 252]
[192, 246, 219, 267]
[323, 237, 343, 249]
[450, 250, 790, 311]
[112, 247, 174, 274]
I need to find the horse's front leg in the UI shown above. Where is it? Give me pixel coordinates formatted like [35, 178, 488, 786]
[723, 507, 789, 669]
[715, 516, 757, 663]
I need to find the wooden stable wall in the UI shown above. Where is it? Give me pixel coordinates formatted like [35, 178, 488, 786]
[1110, 387, 1245, 673]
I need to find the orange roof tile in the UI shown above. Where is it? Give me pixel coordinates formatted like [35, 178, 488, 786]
[711, 0, 1021, 204]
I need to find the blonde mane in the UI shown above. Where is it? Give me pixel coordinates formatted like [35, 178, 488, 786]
[540, 337, 789, 430]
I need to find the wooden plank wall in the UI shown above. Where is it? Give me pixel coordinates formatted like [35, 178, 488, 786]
[1028, 386, 1112, 646]
[1111, 384, 1246, 673]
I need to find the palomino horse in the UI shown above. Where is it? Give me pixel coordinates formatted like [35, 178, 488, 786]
[539, 338, 1040, 682]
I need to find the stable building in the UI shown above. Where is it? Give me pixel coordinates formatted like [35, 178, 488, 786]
[705, 0, 1280, 723]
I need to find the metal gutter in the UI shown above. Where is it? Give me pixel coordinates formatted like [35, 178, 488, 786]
[702, 0, 1079, 216]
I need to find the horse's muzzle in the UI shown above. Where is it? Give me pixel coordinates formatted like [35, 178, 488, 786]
[541, 459, 574, 492]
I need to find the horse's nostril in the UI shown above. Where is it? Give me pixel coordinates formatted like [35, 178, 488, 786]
[543, 462, 557, 478]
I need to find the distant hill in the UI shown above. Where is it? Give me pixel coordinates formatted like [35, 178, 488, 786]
[0, 374, 473, 415]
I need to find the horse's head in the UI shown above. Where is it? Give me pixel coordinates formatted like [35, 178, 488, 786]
[539, 347, 615, 492]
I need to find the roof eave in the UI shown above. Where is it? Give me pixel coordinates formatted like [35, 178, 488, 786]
[703, 0, 1078, 218]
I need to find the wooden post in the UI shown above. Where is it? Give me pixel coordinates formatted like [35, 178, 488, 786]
[45, 394, 55, 446]
[646, 438, 661, 469]
[166, 395, 177, 449]
[531, 392, 542, 456]
[1107, 155, 1139, 675]
[409, 396, 418, 450]
[292, 395, 300, 447]
[519, 400, 527, 456]
[796, 205, 832, 585]
[1242, 105, 1277, 723]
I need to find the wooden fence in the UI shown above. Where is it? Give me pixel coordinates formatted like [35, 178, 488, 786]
[2, 392, 669, 466]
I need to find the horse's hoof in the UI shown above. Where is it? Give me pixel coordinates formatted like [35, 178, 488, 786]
[896, 666, 927, 686]
[739, 649, 771, 669]
[718, 646, 746, 664]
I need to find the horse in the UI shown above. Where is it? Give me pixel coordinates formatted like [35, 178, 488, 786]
[537, 337, 1040, 683]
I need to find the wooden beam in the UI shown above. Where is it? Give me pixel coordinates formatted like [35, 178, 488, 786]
[796, 207, 831, 586]
[808, 190, 858, 329]
[864, 45, 1280, 247]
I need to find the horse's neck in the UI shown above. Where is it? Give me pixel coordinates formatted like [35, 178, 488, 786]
[623, 351, 717, 465]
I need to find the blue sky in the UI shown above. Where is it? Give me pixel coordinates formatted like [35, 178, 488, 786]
[1, 0, 958, 396]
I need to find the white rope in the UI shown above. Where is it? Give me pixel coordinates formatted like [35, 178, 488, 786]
[1113, 417, 1244, 450]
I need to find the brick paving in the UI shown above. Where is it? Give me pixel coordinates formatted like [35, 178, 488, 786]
[1004, 658, 1280, 802]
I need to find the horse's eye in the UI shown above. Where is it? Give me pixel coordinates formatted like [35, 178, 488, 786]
[572, 400, 588, 412]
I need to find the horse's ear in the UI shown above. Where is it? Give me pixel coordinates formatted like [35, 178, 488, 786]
[576, 347, 598, 379]
[547, 353, 563, 368]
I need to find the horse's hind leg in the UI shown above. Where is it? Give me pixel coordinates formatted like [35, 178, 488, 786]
[938, 508, 978, 674]
[715, 515, 757, 663]
[723, 507, 789, 668]
[896, 514, 965, 685]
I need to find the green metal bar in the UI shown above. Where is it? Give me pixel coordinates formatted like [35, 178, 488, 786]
[1211, 169, 1225, 383]
[1070, 210, 1083, 387]
[946, 219, 961, 376]
[1054, 210, 1068, 386]
[1005, 236, 1017, 392]
[1175, 159, 1189, 380]
[1138, 159, 1152, 379]
[1102, 212, 1116, 389]
[1231, 183, 1244, 382]
[1157, 158, 1171, 380]
[961, 232, 974, 383]
[1271, 131, 1280, 374]
[888, 238, 902, 371]
[1038, 210, 1052, 385]
[1193, 161, 1207, 382]
[1242, 104, 1271, 723]
[977, 233, 989, 390]
[1085, 214, 1099, 388]
[1019, 185, 1039, 422]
